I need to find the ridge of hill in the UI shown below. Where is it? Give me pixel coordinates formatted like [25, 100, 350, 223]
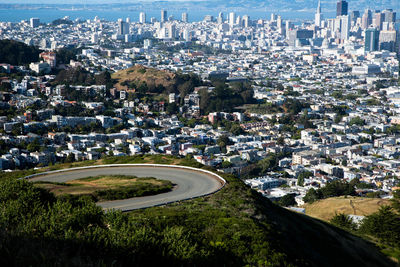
[112, 65, 178, 93]
[0, 155, 395, 266]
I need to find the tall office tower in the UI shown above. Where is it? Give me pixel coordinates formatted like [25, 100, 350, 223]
[203, 15, 214, 22]
[276, 15, 282, 29]
[30, 18, 40, 28]
[243, 15, 250, 28]
[365, 27, 380, 52]
[182, 12, 188, 23]
[139, 12, 146, 23]
[287, 29, 314, 47]
[379, 30, 397, 51]
[167, 24, 176, 38]
[270, 13, 277, 22]
[362, 9, 372, 29]
[118, 19, 129, 35]
[336, 0, 348, 17]
[183, 29, 190, 41]
[285, 20, 293, 39]
[382, 9, 396, 23]
[161, 9, 167, 23]
[236, 15, 241, 26]
[315, 0, 323, 27]
[126, 17, 131, 23]
[229, 12, 236, 26]
[339, 15, 350, 41]
[350, 11, 360, 24]
[217, 12, 224, 24]
[374, 11, 384, 30]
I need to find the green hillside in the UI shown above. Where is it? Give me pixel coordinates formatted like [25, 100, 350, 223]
[0, 156, 394, 266]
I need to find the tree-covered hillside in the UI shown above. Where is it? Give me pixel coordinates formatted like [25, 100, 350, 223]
[0, 156, 394, 266]
[0, 39, 40, 65]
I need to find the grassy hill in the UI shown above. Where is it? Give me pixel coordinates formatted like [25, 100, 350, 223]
[304, 196, 391, 221]
[112, 65, 178, 93]
[0, 155, 395, 266]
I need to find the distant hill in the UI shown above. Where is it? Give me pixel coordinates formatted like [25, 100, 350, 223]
[112, 65, 178, 93]
[304, 196, 391, 221]
[0, 39, 40, 66]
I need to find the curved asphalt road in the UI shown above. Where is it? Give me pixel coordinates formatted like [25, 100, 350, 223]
[29, 166, 224, 211]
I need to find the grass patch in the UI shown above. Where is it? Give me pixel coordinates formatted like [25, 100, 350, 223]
[303, 196, 390, 221]
[34, 175, 173, 202]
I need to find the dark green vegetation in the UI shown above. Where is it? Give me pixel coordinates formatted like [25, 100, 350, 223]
[0, 155, 393, 266]
[54, 67, 114, 88]
[34, 175, 173, 202]
[0, 39, 40, 65]
[51, 18, 73, 26]
[303, 180, 357, 203]
[55, 47, 81, 65]
[329, 191, 400, 262]
[199, 81, 255, 114]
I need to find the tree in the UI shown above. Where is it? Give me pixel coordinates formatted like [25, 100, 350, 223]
[359, 206, 400, 246]
[27, 138, 40, 152]
[277, 136, 285, 146]
[221, 161, 233, 169]
[66, 153, 75, 163]
[303, 188, 320, 203]
[348, 117, 365, 126]
[330, 213, 357, 231]
[217, 135, 231, 148]
[278, 194, 296, 207]
[297, 176, 305, 187]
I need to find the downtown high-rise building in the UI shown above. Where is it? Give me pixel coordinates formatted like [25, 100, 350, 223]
[139, 12, 146, 24]
[117, 19, 129, 35]
[243, 15, 250, 28]
[229, 12, 236, 26]
[365, 27, 380, 52]
[382, 9, 396, 23]
[336, 0, 348, 17]
[161, 9, 167, 23]
[373, 11, 384, 30]
[30, 18, 40, 28]
[362, 9, 372, 29]
[182, 12, 188, 23]
[217, 12, 224, 24]
[315, 0, 323, 27]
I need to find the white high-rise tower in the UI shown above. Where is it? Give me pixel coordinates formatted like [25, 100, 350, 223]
[315, 0, 323, 27]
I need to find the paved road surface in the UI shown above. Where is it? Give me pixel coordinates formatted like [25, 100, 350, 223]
[30, 166, 223, 211]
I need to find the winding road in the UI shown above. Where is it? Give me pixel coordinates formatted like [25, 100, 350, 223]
[28, 165, 225, 211]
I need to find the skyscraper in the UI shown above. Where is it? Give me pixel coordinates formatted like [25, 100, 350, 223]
[382, 9, 396, 23]
[30, 18, 40, 28]
[161, 9, 167, 23]
[229, 12, 236, 26]
[139, 12, 146, 24]
[336, 0, 348, 17]
[182, 12, 188, 23]
[339, 15, 350, 41]
[217, 12, 224, 24]
[315, 0, 323, 27]
[362, 9, 372, 29]
[118, 19, 129, 35]
[350, 11, 360, 24]
[365, 27, 380, 52]
[243, 15, 250, 28]
[374, 11, 384, 30]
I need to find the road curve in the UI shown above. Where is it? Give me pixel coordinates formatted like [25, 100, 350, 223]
[28, 164, 225, 211]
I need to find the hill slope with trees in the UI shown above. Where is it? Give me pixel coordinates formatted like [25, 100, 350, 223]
[0, 39, 40, 65]
[0, 155, 394, 266]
